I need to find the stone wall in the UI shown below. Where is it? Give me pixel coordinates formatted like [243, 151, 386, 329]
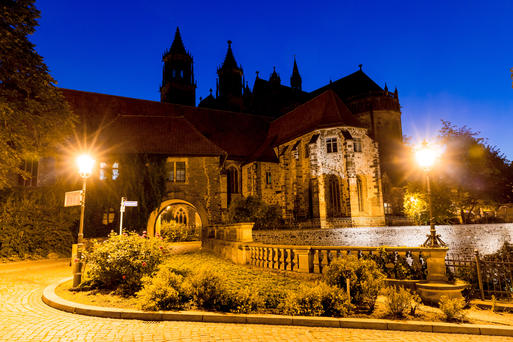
[253, 223, 513, 256]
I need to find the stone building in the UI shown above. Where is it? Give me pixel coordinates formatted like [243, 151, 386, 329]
[31, 27, 404, 233]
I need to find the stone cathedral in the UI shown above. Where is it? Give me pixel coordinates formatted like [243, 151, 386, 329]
[60, 27, 404, 233]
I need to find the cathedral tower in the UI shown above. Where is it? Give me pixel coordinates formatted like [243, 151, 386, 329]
[290, 57, 302, 91]
[216, 40, 244, 111]
[160, 27, 196, 106]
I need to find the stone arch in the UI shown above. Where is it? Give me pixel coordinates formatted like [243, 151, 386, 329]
[146, 199, 208, 237]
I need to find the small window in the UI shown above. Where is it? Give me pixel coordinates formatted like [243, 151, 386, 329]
[326, 137, 338, 153]
[175, 208, 187, 225]
[384, 202, 393, 215]
[176, 162, 186, 182]
[265, 171, 272, 186]
[354, 138, 362, 152]
[112, 162, 119, 180]
[99, 162, 108, 180]
[180, 70, 184, 78]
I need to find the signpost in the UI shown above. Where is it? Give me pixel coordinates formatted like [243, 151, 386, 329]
[119, 197, 138, 235]
[64, 190, 82, 207]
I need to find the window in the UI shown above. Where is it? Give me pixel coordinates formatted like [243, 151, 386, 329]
[175, 208, 187, 225]
[166, 160, 187, 183]
[112, 162, 119, 180]
[265, 171, 272, 187]
[99, 162, 119, 180]
[326, 137, 338, 153]
[99, 162, 108, 180]
[328, 176, 341, 217]
[354, 138, 362, 152]
[102, 208, 115, 225]
[384, 202, 393, 215]
[227, 167, 239, 193]
[18, 159, 38, 187]
[180, 70, 184, 78]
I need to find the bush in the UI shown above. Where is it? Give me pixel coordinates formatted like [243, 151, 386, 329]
[382, 286, 421, 318]
[137, 266, 192, 311]
[439, 295, 466, 321]
[159, 220, 198, 242]
[228, 196, 284, 230]
[227, 286, 263, 314]
[189, 268, 232, 311]
[85, 232, 164, 295]
[281, 282, 353, 317]
[324, 255, 385, 311]
[0, 186, 77, 259]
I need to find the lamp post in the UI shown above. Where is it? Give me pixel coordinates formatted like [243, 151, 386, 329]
[73, 154, 94, 288]
[415, 141, 446, 248]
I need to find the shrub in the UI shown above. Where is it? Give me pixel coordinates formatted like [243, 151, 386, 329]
[228, 196, 284, 230]
[281, 282, 353, 317]
[324, 255, 385, 311]
[137, 266, 192, 311]
[189, 268, 231, 311]
[227, 286, 263, 314]
[159, 220, 198, 242]
[439, 295, 466, 321]
[85, 232, 164, 295]
[382, 286, 420, 318]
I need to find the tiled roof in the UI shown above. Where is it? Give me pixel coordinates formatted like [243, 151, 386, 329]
[267, 90, 362, 146]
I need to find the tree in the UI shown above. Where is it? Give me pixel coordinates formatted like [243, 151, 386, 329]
[0, 0, 75, 188]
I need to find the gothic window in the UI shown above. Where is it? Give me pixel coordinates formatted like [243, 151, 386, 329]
[326, 137, 338, 153]
[175, 208, 187, 225]
[357, 176, 365, 212]
[112, 162, 119, 180]
[18, 159, 38, 187]
[354, 138, 362, 152]
[328, 176, 341, 217]
[227, 167, 239, 193]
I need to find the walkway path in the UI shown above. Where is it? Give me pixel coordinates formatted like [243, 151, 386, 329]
[0, 259, 512, 341]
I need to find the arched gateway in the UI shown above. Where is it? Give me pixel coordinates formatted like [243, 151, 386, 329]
[146, 199, 208, 237]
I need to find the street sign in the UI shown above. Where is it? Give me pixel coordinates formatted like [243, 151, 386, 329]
[124, 201, 138, 207]
[119, 198, 137, 235]
[64, 190, 82, 207]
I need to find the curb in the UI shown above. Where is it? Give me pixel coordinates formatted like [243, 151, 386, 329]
[43, 278, 513, 337]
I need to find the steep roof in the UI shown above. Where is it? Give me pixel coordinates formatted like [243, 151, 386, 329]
[60, 88, 269, 160]
[166, 27, 187, 56]
[311, 69, 383, 100]
[220, 40, 239, 70]
[267, 90, 362, 146]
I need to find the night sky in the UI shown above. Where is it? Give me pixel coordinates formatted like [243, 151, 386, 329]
[32, 0, 513, 159]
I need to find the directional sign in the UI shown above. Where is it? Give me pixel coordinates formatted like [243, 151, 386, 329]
[64, 190, 82, 207]
[124, 201, 138, 207]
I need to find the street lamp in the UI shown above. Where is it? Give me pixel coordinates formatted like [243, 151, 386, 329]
[73, 154, 94, 287]
[415, 141, 446, 248]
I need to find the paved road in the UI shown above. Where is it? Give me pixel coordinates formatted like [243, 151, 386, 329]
[0, 259, 512, 342]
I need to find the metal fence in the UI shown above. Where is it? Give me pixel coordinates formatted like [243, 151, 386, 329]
[446, 250, 513, 300]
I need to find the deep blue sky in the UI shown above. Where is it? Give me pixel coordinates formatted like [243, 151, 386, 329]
[32, 1, 513, 159]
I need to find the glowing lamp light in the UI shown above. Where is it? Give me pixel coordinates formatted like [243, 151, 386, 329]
[415, 141, 440, 171]
[76, 154, 95, 178]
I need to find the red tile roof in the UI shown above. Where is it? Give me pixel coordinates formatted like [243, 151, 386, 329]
[267, 90, 362, 146]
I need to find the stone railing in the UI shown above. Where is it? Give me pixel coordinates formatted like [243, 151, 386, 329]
[202, 223, 449, 281]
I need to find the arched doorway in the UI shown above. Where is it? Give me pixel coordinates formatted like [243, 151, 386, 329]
[146, 199, 206, 238]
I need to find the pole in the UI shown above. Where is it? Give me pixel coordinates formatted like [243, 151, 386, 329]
[73, 177, 87, 287]
[427, 173, 436, 247]
[119, 197, 126, 235]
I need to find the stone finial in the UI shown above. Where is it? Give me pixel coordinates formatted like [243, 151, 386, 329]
[359, 64, 363, 71]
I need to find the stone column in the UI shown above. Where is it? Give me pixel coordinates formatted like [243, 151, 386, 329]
[294, 248, 312, 273]
[423, 247, 449, 282]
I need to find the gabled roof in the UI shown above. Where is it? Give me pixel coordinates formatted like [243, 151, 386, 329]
[267, 90, 362, 146]
[311, 69, 383, 100]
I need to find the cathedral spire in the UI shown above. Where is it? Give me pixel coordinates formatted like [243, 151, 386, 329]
[221, 40, 239, 70]
[169, 27, 186, 54]
[270, 66, 281, 85]
[290, 56, 302, 91]
[216, 40, 244, 110]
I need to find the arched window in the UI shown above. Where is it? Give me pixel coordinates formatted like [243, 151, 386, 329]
[328, 175, 341, 217]
[112, 162, 119, 180]
[357, 176, 365, 212]
[175, 208, 187, 225]
[99, 162, 107, 180]
[227, 167, 239, 194]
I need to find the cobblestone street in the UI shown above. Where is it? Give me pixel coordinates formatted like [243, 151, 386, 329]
[0, 259, 512, 342]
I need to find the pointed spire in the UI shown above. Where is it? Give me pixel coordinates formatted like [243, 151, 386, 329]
[290, 56, 302, 91]
[221, 40, 238, 69]
[169, 27, 187, 54]
[209, 88, 213, 96]
[270, 66, 281, 84]
[394, 87, 398, 98]
[384, 82, 388, 94]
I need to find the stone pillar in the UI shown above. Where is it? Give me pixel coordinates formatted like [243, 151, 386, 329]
[423, 247, 449, 282]
[317, 176, 327, 228]
[294, 248, 312, 273]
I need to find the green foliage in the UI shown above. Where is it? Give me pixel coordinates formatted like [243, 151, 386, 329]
[281, 282, 353, 317]
[136, 266, 192, 311]
[188, 268, 231, 311]
[228, 196, 284, 230]
[324, 255, 385, 311]
[403, 188, 455, 225]
[84, 154, 167, 237]
[0, 0, 76, 188]
[382, 286, 421, 318]
[0, 185, 77, 259]
[85, 232, 164, 295]
[365, 248, 427, 280]
[439, 295, 466, 321]
[159, 220, 198, 242]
